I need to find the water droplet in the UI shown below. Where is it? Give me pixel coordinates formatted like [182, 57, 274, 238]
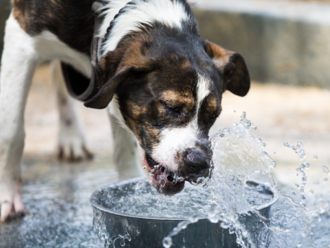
[270, 160, 276, 168]
[124, 234, 131, 241]
[256, 137, 266, 147]
[163, 237, 172, 248]
[295, 183, 300, 188]
[313, 155, 318, 160]
[299, 162, 310, 169]
[322, 166, 329, 175]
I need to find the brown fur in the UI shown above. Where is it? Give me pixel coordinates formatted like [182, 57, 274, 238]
[204, 40, 250, 96]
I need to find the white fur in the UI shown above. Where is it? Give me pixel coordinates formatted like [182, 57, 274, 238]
[108, 94, 131, 133]
[0, 13, 39, 221]
[152, 74, 210, 171]
[109, 114, 145, 180]
[50, 60, 93, 160]
[0, 13, 91, 221]
[108, 95, 145, 178]
[99, 0, 190, 55]
[33, 32, 92, 78]
[0, 12, 92, 167]
[98, 0, 131, 38]
[196, 75, 211, 114]
[153, 122, 198, 171]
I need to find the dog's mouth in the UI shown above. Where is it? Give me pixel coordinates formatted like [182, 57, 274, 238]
[145, 154, 185, 195]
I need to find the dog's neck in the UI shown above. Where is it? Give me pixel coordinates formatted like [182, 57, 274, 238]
[98, 0, 194, 57]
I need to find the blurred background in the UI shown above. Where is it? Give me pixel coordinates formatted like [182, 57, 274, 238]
[0, 0, 330, 246]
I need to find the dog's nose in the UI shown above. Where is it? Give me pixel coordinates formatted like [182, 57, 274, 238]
[183, 149, 211, 181]
[184, 150, 208, 172]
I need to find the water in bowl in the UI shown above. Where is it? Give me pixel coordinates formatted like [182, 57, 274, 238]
[94, 177, 275, 220]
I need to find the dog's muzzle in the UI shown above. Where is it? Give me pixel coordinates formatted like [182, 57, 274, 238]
[180, 138, 212, 184]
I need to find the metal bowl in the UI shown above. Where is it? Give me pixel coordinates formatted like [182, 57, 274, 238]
[90, 177, 278, 248]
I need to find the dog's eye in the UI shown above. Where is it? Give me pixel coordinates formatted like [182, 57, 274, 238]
[211, 113, 219, 119]
[163, 103, 181, 114]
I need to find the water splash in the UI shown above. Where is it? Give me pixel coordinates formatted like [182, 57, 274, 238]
[162, 113, 310, 248]
[322, 165, 329, 175]
[90, 112, 330, 248]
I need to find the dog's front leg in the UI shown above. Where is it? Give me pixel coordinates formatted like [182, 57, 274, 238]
[108, 106, 145, 180]
[0, 14, 39, 222]
[50, 60, 93, 161]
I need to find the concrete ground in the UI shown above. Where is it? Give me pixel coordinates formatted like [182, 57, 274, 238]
[24, 64, 330, 194]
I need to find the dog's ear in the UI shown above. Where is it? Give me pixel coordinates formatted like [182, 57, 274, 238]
[204, 40, 250, 96]
[84, 41, 157, 109]
[84, 67, 142, 109]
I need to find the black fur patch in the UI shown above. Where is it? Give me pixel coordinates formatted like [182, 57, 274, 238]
[12, 0, 94, 55]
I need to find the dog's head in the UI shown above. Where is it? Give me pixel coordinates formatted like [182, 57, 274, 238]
[85, 36, 250, 195]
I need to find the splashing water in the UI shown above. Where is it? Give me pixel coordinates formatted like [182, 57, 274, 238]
[160, 113, 330, 248]
[162, 112, 309, 248]
[92, 112, 330, 248]
[322, 166, 329, 175]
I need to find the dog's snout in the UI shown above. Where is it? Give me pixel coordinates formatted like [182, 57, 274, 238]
[181, 138, 212, 183]
[183, 148, 211, 184]
[184, 149, 209, 173]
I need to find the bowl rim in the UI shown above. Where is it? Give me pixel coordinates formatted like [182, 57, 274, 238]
[90, 177, 279, 221]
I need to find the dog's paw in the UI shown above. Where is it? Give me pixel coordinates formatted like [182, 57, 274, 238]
[57, 124, 93, 161]
[0, 177, 25, 222]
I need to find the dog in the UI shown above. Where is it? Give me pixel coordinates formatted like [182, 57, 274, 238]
[0, 0, 250, 222]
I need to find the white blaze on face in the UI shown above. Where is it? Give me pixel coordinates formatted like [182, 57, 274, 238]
[152, 75, 210, 171]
